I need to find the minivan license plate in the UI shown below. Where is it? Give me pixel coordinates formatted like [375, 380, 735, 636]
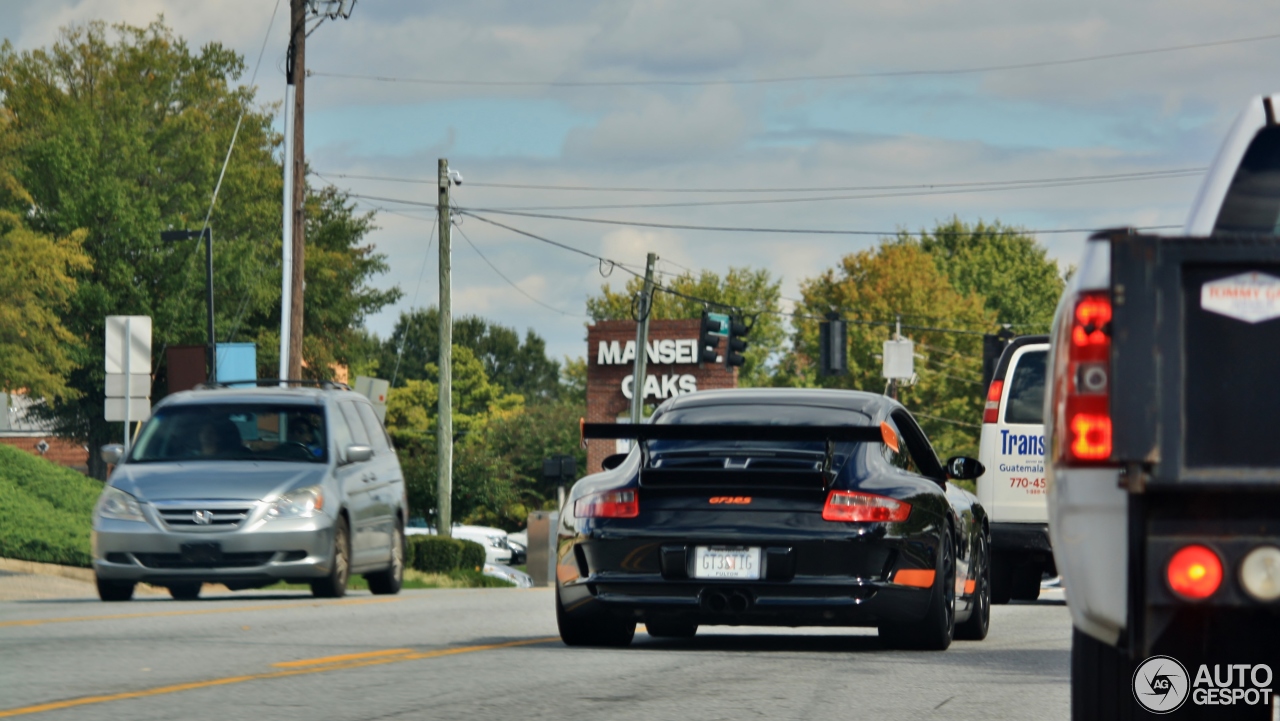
[693, 546, 760, 580]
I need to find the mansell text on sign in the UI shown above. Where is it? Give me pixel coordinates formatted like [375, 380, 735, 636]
[585, 319, 738, 473]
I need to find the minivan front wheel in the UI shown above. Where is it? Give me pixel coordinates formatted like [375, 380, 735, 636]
[96, 576, 135, 602]
[312, 517, 351, 599]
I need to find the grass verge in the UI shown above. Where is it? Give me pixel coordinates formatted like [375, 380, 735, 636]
[259, 568, 515, 592]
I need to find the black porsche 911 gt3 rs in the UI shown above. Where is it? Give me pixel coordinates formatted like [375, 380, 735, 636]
[556, 388, 991, 650]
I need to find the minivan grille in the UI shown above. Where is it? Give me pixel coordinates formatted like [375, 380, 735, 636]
[156, 505, 253, 531]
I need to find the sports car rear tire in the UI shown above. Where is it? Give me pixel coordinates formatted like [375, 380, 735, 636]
[955, 533, 990, 641]
[645, 619, 698, 638]
[556, 587, 635, 647]
[879, 532, 955, 651]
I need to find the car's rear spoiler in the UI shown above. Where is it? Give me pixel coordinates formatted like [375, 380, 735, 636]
[582, 423, 887, 491]
[581, 424, 883, 443]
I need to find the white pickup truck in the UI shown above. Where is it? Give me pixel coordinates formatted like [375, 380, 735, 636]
[1047, 94, 1280, 720]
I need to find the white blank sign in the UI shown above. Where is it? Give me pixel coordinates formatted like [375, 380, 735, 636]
[105, 316, 152, 374]
[105, 397, 150, 422]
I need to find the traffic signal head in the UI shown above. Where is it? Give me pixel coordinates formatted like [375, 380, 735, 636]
[698, 311, 720, 364]
[725, 317, 748, 368]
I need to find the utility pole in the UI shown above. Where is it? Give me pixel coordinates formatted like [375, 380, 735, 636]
[282, 1, 357, 382]
[629, 252, 658, 425]
[285, 0, 306, 380]
[437, 158, 453, 538]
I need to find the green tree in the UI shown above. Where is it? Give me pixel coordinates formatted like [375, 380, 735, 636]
[378, 307, 561, 399]
[1, 20, 398, 475]
[586, 267, 784, 386]
[915, 218, 1065, 333]
[0, 112, 91, 400]
[384, 345, 525, 523]
[790, 239, 994, 459]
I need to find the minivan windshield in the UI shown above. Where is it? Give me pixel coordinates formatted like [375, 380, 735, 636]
[130, 404, 328, 463]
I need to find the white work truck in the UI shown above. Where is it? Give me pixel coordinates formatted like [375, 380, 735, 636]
[1048, 94, 1280, 720]
[976, 335, 1052, 603]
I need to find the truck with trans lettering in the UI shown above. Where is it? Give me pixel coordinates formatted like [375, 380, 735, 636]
[1049, 94, 1280, 720]
[975, 335, 1051, 604]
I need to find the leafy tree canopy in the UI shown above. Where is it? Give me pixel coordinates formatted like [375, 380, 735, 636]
[586, 267, 784, 386]
[378, 306, 561, 400]
[915, 218, 1066, 333]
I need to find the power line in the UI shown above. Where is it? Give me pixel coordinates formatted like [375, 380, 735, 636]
[442, 203, 1182, 238]
[453, 222, 590, 319]
[474, 171, 1203, 212]
[314, 167, 1205, 194]
[308, 31, 1280, 88]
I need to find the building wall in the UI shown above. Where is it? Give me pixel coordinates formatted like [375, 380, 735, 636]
[585, 319, 737, 474]
[0, 436, 90, 474]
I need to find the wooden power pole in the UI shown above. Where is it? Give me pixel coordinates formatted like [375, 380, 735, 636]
[285, 0, 307, 381]
[437, 159, 453, 537]
[629, 252, 658, 424]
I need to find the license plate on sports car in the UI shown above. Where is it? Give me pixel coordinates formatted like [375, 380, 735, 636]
[693, 546, 760, 580]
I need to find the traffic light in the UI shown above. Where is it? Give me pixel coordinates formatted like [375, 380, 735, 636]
[698, 311, 721, 364]
[725, 316, 748, 368]
[818, 313, 847, 375]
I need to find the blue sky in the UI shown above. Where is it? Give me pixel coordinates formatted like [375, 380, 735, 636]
[5, 0, 1277, 363]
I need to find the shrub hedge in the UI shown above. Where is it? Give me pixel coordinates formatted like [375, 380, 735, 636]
[407, 536, 488, 573]
[0, 444, 101, 567]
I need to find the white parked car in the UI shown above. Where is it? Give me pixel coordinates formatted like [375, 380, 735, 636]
[403, 519, 513, 565]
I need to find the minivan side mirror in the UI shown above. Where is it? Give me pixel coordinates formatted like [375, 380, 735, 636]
[346, 445, 374, 463]
[945, 456, 985, 481]
[601, 453, 627, 471]
[101, 444, 124, 466]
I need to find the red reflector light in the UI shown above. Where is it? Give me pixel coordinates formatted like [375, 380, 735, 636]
[1167, 545, 1223, 600]
[1069, 413, 1112, 460]
[574, 489, 638, 518]
[983, 379, 1004, 424]
[822, 490, 910, 523]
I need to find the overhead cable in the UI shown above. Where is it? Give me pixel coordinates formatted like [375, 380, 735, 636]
[308, 31, 1280, 88]
[314, 167, 1205, 194]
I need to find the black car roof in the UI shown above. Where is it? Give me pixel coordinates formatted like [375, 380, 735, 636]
[658, 388, 896, 418]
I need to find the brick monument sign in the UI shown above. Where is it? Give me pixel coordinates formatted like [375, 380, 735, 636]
[585, 319, 737, 473]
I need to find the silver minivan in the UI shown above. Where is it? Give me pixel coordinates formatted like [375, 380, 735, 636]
[92, 383, 406, 601]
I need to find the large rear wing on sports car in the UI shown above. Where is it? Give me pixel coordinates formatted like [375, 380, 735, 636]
[582, 423, 886, 490]
[581, 423, 884, 443]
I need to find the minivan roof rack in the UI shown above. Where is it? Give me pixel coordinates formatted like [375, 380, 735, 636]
[196, 379, 352, 391]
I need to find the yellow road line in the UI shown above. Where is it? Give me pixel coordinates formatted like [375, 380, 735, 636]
[0, 597, 399, 629]
[0, 637, 558, 719]
[272, 648, 414, 668]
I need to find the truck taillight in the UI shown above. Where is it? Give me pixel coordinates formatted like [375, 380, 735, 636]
[983, 379, 1004, 424]
[1055, 291, 1114, 465]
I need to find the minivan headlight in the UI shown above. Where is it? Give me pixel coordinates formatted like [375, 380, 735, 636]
[96, 486, 145, 522]
[266, 486, 324, 519]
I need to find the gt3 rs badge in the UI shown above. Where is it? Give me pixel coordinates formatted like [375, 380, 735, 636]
[709, 496, 752, 504]
[1201, 272, 1280, 324]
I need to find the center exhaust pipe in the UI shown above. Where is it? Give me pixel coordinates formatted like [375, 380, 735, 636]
[700, 589, 752, 614]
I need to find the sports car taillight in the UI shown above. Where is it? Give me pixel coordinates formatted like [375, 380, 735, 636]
[822, 490, 910, 523]
[574, 489, 639, 518]
[1052, 291, 1115, 465]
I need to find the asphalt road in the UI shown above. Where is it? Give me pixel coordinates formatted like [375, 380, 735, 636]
[0, 587, 1070, 721]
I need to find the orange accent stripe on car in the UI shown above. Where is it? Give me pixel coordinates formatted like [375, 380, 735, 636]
[892, 569, 935, 588]
[964, 579, 976, 595]
[880, 422, 900, 453]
